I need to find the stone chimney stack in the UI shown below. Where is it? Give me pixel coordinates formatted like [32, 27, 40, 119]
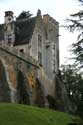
[37, 9, 41, 17]
[4, 11, 15, 47]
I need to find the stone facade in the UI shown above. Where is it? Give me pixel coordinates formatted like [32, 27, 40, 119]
[0, 44, 56, 107]
[0, 10, 65, 111]
[4, 11, 15, 47]
[43, 14, 59, 78]
[2, 10, 59, 79]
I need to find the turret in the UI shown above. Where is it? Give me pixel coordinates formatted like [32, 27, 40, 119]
[4, 11, 15, 47]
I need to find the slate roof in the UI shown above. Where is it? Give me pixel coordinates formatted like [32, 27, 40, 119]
[0, 24, 4, 41]
[14, 17, 37, 46]
[0, 17, 36, 46]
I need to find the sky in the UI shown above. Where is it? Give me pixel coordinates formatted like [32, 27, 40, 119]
[0, 0, 82, 65]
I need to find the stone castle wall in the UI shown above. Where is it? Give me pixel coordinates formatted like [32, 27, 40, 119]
[0, 44, 57, 107]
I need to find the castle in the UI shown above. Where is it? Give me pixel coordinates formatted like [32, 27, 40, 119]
[0, 10, 66, 110]
[0, 10, 59, 79]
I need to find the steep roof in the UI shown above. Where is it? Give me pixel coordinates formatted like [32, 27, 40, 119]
[14, 17, 37, 46]
[0, 24, 4, 41]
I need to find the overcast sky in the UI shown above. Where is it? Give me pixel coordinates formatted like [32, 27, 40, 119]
[0, 0, 81, 65]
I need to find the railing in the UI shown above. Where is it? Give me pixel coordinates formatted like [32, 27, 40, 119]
[0, 43, 39, 68]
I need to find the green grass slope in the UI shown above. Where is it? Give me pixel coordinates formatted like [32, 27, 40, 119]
[0, 103, 73, 125]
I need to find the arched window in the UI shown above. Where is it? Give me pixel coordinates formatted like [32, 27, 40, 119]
[38, 52, 42, 65]
[38, 34, 42, 47]
[52, 60, 55, 73]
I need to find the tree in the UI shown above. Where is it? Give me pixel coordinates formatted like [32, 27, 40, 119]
[65, 0, 83, 68]
[64, 1, 83, 118]
[16, 11, 32, 20]
[61, 64, 83, 118]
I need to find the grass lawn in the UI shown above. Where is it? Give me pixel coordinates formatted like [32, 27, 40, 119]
[0, 103, 74, 125]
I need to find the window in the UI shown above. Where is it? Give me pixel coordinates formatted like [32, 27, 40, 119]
[32, 84, 34, 88]
[8, 18, 11, 21]
[52, 49, 55, 56]
[8, 37, 12, 44]
[8, 34, 12, 44]
[38, 34, 42, 47]
[52, 44, 55, 49]
[38, 52, 42, 65]
[20, 49, 24, 53]
[52, 44, 55, 56]
[52, 60, 55, 73]
[8, 34, 12, 38]
[49, 29, 53, 32]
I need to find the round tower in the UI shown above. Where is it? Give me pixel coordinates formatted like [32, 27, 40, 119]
[4, 11, 15, 47]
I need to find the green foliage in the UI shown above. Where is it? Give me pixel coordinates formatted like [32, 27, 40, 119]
[65, 0, 83, 68]
[64, 0, 83, 118]
[0, 103, 75, 125]
[16, 11, 32, 20]
[61, 64, 83, 118]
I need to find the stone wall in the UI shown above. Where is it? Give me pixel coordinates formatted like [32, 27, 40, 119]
[0, 45, 48, 107]
[43, 14, 59, 78]
[14, 12, 59, 80]
[0, 10, 61, 109]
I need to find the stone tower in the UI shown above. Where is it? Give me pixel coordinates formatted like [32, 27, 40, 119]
[4, 11, 15, 47]
[43, 15, 59, 79]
